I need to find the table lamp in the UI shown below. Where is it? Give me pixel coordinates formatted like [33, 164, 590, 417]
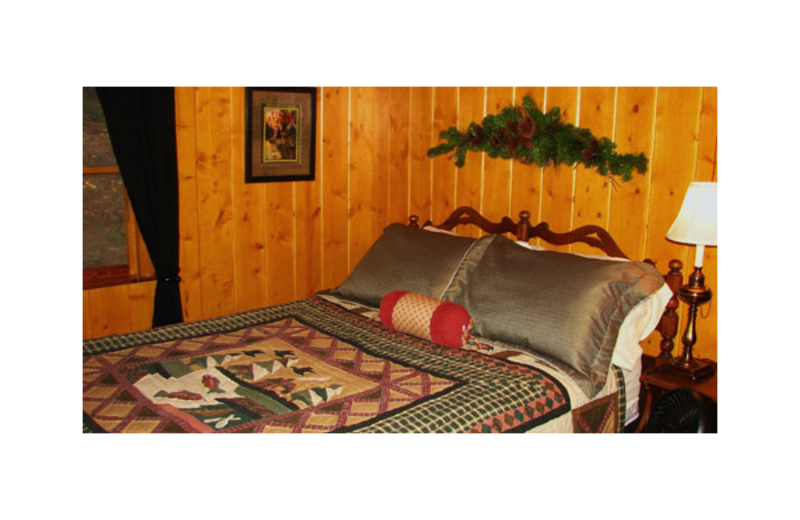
[662, 182, 717, 381]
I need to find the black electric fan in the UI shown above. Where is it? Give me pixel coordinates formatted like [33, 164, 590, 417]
[644, 388, 717, 433]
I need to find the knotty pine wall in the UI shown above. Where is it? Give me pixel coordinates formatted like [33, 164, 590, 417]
[83, 86, 718, 364]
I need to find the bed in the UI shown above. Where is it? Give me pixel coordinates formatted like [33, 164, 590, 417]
[83, 206, 681, 433]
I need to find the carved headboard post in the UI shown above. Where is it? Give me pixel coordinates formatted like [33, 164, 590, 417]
[408, 215, 420, 229]
[517, 211, 532, 242]
[656, 259, 684, 360]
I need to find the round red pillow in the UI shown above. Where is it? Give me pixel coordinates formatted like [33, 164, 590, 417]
[380, 291, 472, 348]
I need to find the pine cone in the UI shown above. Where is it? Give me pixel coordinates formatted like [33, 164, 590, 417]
[582, 139, 600, 160]
[517, 117, 536, 138]
[490, 129, 512, 149]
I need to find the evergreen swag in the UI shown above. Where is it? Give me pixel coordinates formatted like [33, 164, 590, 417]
[427, 95, 648, 182]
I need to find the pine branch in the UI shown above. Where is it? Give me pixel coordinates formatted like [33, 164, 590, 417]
[427, 95, 648, 182]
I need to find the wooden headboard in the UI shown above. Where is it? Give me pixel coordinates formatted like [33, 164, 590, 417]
[408, 206, 683, 359]
[410, 206, 630, 258]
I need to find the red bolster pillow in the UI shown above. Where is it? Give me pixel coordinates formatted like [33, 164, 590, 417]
[380, 291, 473, 348]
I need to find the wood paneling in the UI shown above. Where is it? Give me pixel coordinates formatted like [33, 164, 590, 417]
[482, 87, 514, 229]
[83, 280, 157, 338]
[609, 87, 657, 262]
[572, 87, 615, 255]
[409, 87, 433, 222]
[387, 87, 410, 226]
[321, 87, 350, 290]
[432, 87, 458, 225]
[83, 291, 92, 339]
[455, 87, 485, 237]
[510, 87, 545, 223]
[84, 86, 718, 364]
[540, 87, 579, 250]
[349, 87, 377, 270]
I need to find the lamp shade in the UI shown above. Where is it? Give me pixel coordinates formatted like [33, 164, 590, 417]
[666, 182, 717, 246]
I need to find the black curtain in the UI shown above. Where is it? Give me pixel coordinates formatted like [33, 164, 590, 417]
[97, 87, 183, 327]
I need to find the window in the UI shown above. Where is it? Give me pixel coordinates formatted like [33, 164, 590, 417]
[83, 173, 127, 268]
[83, 87, 154, 289]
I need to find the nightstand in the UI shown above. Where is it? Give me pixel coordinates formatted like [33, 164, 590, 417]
[635, 360, 717, 433]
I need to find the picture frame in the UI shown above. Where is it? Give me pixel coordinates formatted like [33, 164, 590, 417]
[245, 87, 317, 183]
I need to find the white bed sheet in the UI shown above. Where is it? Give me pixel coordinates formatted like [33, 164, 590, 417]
[621, 355, 642, 426]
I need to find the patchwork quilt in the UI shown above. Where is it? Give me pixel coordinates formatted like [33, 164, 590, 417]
[83, 297, 624, 433]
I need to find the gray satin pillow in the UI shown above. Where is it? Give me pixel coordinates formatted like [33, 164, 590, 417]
[445, 235, 665, 398]
[333, 223, 496, 307]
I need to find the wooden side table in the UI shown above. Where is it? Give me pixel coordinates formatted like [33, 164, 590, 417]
[635, 360, 717, 433]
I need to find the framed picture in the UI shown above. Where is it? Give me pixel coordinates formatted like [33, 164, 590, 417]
[245, 87, 317, 183]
